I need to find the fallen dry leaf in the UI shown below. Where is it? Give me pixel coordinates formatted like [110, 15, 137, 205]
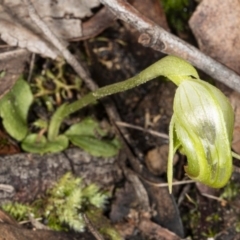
[0, 0, 101, 58]
[0, 209, 18, 225]
[130, 0, 169, 30]
[0, 19, 57, 59]
[0, 130, 20, 154]
[189, 0, 240, 75]
[138, 217, 180, 240]
[144, 183, 184, 237]
[230, 91, 240, 154]
[0, 49, 30, 99]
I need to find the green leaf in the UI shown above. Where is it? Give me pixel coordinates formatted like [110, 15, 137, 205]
[0, 77, 33, 141]
[48, 103, 67, 141]
[64, 117, 107, 137]
[21, 134, 68, 153]
[33, 119, 48, 130]
[0, 71, 6, 78]
[67, 135, 120, 157]
[65, 118, 120, 157]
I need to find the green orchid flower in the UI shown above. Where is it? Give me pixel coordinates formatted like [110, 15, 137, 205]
[34, 56, 240, 192]
[168, 77, 234, 193]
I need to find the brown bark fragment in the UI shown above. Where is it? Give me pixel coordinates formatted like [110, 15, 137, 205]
[0, 223, 95, 240]
[0, 148, 123, 203]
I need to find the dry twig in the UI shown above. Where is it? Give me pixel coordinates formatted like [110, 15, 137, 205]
[82, 214, 105, 240]
[100, 0, 240, 92]
[0, 49, 28, 61]
[23, 0, 98, 91]
[0, 184, 14, 193]
[27, 53, 35, 82]
[139, 176, 195, 188]
[201, 193, 228, 205]
[116, 121, 169, 140]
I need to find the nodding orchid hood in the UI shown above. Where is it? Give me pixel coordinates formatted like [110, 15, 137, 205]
[168, 78, 234, 192]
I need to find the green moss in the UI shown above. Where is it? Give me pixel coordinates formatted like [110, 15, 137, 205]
[2, 173, 120, 239]
[161, 0, 191, 32]
[2, 202, 31, 221]
[235, 221, 240, 233]
[221, 181, 240, 201]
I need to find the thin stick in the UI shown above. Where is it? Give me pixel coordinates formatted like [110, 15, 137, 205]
[23, 0, 98, 91]
[19, 217, 42, 225]
[27, 53, 35, 82]
[201, 193, 228, 205]
[100, 0, 240, 93]
[232, 151, 240, 160]
[140, 177, 195, 188]
[0, 49, 28, 61]
[115, 121, 169, 139]
[82, 213, 105, 240]
[0, 184, 14, 193]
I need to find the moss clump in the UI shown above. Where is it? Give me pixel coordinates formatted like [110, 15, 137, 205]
[161, 0, 191, 32]
[2, 173, 121, 239]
